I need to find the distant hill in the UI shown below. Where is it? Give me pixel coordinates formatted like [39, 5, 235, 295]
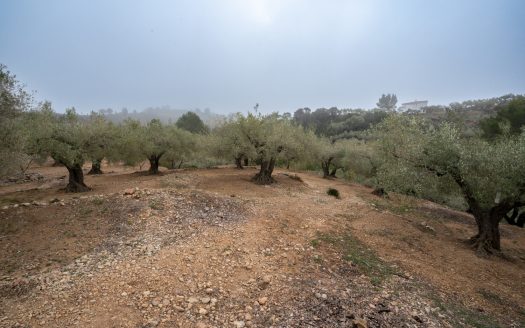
[95, 106, 226, 128]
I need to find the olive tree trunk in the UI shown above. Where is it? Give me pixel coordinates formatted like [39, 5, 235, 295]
[65, 164, 91, 192]
[469, 211, 504, 253]
[87, 159, 103, 175]
[252, 157, 276, 184]
[235, 156, 244, 169]
[148, 155, 162, 174]
[321, 157, 333, 178]
[243, 157, 249, 166]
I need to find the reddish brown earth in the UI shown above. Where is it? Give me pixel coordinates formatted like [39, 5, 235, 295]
[0, 163, 523, 327]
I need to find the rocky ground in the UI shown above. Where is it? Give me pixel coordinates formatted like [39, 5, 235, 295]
[0, 167, 524, 327]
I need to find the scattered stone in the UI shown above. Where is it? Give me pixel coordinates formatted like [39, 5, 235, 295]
[188, 296, 199, 303]
[233, 321, 245, 328]
[352, 318, 367, 328]
[123, 188, 135, 196]
[257, 297, 268, 305]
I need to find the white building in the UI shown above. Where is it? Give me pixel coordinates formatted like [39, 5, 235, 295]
[398, 100, 428, 112]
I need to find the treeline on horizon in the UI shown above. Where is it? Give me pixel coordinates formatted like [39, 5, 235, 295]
[92, 93, 522, 140]
[1, 63, 524, 255]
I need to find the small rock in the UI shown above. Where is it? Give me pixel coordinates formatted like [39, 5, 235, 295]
[258, 297, 268, 305]
[201, 297, 211, 304]
[123, 188, 135, 195]
[188, 296, 199, 303]
[233, 321, 245, 328]
[352, 318, 367, 328]
[198, 308, 208, 315]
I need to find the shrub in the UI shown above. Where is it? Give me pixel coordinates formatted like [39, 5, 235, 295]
[327, 188, 340, 198]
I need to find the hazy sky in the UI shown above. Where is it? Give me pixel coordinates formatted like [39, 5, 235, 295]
[1, 0, 524, 114]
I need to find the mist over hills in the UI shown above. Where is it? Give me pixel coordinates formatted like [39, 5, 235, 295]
[95, 106, 227, 128]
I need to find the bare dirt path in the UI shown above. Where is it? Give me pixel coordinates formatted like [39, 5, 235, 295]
[0, 166, 523, 327]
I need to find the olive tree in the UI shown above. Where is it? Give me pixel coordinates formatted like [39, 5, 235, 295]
[85, 112, 118, 174]
[0, 64, 33, 177]
[27, 105, 92, 192]
[119, 119, 186, 174]
[160, 127, 196, 169]
[235, 113, 307, 184]
[314, 138, 347, 178]
[375, 115, 525, 254]
[211, 116, 256, 169]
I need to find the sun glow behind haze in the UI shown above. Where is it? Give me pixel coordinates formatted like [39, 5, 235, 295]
[231, 0, 374, 33]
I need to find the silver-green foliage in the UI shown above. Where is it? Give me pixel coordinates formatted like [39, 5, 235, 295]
[374, 115, 525, 251]
[0, 64, 33, 177]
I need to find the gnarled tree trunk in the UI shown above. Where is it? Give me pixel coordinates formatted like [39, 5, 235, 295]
[243, 157, 249, 166]
[321, 157, 333, 178]
[65, 164, 91, 192]
[87, 159, 103, 175]
[252, 157, 276, 185]
[148, 155, 162, 174]
[235, 156, 244, 169]
[469, 212, 501, 254]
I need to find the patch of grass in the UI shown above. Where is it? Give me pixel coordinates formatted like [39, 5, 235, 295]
[91, 198, 104, 205]
[311, 231, 395, 286]
[428, 292, 503, 328]
[63, 230, 77, 238]
[327, 188, 340, 199]
[477, 289, 505, 306]
[342, 237, 395, 286]
[149, 199, 164, 210]
[0, 221, 20, 234]
[310, 239, 321, 248]
[312, 254, 323, 263]
[370, 199, 414, 215]
[78, 207, 94, 217]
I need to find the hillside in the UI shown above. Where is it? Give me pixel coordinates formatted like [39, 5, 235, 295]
[96, 107, 227, 128]
[0, 164, 523, 327]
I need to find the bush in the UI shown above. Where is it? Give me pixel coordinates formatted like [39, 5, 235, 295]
[327, 188, 340, 198]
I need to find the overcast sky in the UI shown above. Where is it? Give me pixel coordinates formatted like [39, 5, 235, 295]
[1, 0, 524, 114]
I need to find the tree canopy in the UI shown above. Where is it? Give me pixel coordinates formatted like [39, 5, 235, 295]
[374, 115, 525, 253]
[480, 96, 525, 139]
[0, 64, 33, 177]
[376, 94, 398, 112]
[176, 111, 209, 134]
